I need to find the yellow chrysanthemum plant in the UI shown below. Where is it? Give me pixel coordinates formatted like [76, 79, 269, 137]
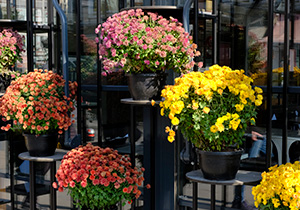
[252, 161, 300, 210]
[158, 64, 263, 152]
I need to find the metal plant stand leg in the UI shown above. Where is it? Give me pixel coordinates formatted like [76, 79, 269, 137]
[50, 162, 56, 210]
[19, 151, 66, 210]
[29, 162, 36, 210]
[211, 185, 216, 210]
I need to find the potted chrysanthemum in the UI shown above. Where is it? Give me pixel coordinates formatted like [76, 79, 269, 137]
[0, 28, 25, 92]
[95, 9, 200, 100]
[0, 69, 77, 156]
[53, 143, 150, 210]
[157, 65, 263, 180]
[252, 161, 300, 210]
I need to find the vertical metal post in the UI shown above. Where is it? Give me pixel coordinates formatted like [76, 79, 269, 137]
[48, 0, 54, 70]
[282, 0, 290, 164]
[96, 0, 102, 147]
[56, 16, 61, 74]
[26, 0, 34, 72]
[130, 105, 136, 166]
[130, 105, 136, 210]
[203, 21, 207, 67]
[9, 135, 15, 210]
[193, 181, 198, 209]
[30, 162, 36, 210]
[6, 0, 11, 19]
[143, 106, 155, 210]
[266, 0, 274, 169]
[52, 0, 70, 145]
[211, 185, 216, 210]
[290, 0, 294, 47]
[222, 186, 227, 207]
[50, 162, 56, 210]
[119, 0, 125, 10]
[130, 0, 134, 7]
[230, 3, 234, 68]
[150, 107, 155, 209]
[194, 0, 199, 71]
[192, 147, 197, 210]
[212, 0, 217, 64]
[82, 108, 87, 144]
[217, 0, 222, 64]
[244, 19, 249, 73]
[193, 0, 199, 205]
[76, 0, 82, 142]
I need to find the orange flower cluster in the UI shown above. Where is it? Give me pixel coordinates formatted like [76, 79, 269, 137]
[0, 69, 77, 135]
[53, 143, 149, 209]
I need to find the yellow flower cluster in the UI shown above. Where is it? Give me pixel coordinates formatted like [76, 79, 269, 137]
[251, 72, 267, 80]
[273, 67, 284, 73]
[252, 161, 300, 210]
[158, 65, 263, 151]
[293, 66, 300, 78]
[210, 113, 241, 133]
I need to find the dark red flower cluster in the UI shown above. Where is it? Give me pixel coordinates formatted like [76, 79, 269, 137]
[53, 143, 148, 209]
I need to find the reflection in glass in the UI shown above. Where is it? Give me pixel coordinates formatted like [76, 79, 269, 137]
[198, 0, 213, 12]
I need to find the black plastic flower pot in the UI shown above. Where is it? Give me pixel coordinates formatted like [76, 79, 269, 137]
[197, 149, 244, 180]
[127, 73, 166, 100]
[23, 132, 58, 157]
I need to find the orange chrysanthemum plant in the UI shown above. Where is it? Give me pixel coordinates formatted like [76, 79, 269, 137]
[53, 143, 150, 210]
[0, 69, 77, 135]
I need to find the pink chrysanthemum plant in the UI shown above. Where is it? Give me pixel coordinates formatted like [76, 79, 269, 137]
[0, 69, 77, 135]
[53, 143, 150, 210]
[0, 28, 25, 72]
[95, 9, 201, 76]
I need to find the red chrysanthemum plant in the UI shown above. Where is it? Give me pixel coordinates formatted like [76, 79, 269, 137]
[53, 143, 150, 210]
[0, 69, 77, 135]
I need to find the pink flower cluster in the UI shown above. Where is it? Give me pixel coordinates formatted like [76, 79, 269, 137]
[96, 9, 200, 75]
[53, 143, 149, 209]
[0, 28, 25, 69]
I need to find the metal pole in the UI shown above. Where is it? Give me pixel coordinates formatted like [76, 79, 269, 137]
[29, 162, 36, 210]
[52, 0, 70, 145]
[130, 0, 134, 7]
[96, 0, 102, 147]
[266, 0, 274, 169]
[76, 0, 82, 143]
[50, 162, 56, 210]
[211, 185, 216, 210]
[282, 0, 290, 164]
[182, 0, 193, 33]
[9, 135, 15, 210]
[194, 0, 199, 71]
[6, 0, 11, 19]
[26, 0, 34, 72]
[217, 0, 222, 64]
[130, 105, 136, 210]
[48, 0, 54, 70]
[222, 186, 227, 207]
[193, 180, 198, 209]
[212, 0, 217, 64]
